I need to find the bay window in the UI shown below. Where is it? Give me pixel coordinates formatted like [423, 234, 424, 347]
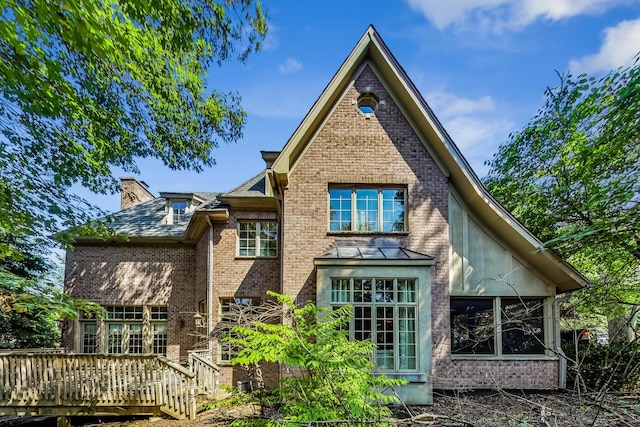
[331, 277, 417, 371]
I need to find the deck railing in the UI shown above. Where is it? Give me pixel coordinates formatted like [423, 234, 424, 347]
[188, 350, 220, 399]
[0, 352, 197, 420]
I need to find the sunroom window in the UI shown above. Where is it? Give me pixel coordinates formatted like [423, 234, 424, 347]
[329, 186, 406, 232]
[451, 297, 545, 356]
[331, 277, 417, 371]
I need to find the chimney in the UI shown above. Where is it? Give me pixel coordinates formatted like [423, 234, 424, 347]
[260, 151, 280, 169]
[120, 177, 155, 210]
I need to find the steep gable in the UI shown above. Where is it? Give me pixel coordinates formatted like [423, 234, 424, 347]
[269, 25, 586, 292]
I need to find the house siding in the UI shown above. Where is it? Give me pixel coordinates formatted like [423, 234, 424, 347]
[64, 244, 197, 362]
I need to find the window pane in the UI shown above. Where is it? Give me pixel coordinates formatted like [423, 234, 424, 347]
[501, 298, 545, 354]
[129, 324, 143, 354]
[259, 222, 278, 257]
[329, 189, 352, 231]
[151, 306, 168, 320]
[153, 323, 168, 355]
[451, 299, 495, 354]
[398, 307, 416, 370]
[108, 323, 124, 354]
[82, 322, 97, 353]
[331, 279, 350, 303]
[238, 223, 257, 256]
[375, 279, 394, 303]
[382, 189, 405, 231]
[355, 189, 378, 231]
[354, 279, 373, 302]
[397, 279, 416, 303]
[354, 306, 372, 341]
[172, 201, 187, 223]
[375, 306, 394, 369]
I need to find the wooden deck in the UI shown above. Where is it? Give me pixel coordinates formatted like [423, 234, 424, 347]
[0, 350, 220, 420]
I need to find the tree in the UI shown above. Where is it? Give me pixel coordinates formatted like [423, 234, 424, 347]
[228, 292, 404, 425]
[0, 233, 101, 347]
[484, 60, 640, 337]
[0, 0, 266, 317]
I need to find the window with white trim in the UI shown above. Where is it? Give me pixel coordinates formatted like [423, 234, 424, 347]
[218, 297, 259, 363]
[451, 297, 545, 356]
[170, 200, 187, 223]
[237, 222, 277, 257]
[329, 187, 406, 232]
[79, 305, 168, 355]
[81, 322, 98, 353]
[331, 277, 418, 371]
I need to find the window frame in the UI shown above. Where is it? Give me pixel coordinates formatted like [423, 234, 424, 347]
[450, 297, 549, 359]
[330, 277, 419, 373]
[79, 305, 168, 355]
[328, 186, 407, 233]
[218, 297, 261, 364]
[236, 221, 278, 258]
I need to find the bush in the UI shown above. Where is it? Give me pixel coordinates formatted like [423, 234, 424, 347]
[563, 341, 640, 392]
[228, 292, 406, 426]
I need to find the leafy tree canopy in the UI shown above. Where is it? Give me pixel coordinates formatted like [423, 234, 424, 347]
[0, 0, 266, 320]
[485, 60, 640, 320]
[0, 0, 266, 252]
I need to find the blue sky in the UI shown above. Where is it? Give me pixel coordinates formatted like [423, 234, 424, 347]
[86, 0, 640, 213]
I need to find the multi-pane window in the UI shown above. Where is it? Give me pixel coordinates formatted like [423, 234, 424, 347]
[237, 222, 277, 257]
[331, 278, 417, 371]
[80, 305, 168, 355]
[171, 200, 187, 223]
[329, 187, 406, 232]
[82, 322, 97, 353]
[451, 298, 545, 356]
[106, 306, 144, 354]
[219, 297, 259, 363]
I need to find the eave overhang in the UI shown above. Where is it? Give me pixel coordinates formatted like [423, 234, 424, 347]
[270, 25, 588, 294]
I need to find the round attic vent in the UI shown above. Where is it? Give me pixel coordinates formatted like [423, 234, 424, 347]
[357, 91, 379, 115]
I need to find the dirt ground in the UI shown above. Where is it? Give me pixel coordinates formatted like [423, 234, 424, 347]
[52, 390, 638, 427]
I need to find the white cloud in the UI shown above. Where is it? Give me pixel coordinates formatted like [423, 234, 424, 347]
[423, 89, 513, 176]
[406, 0, 628, 32]
[569, 19, 640, 73]
[425, 90, 496, 118]
[278, 57, 303, 74]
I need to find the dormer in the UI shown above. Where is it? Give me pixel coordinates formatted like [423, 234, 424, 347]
[159, 192, 206, 225]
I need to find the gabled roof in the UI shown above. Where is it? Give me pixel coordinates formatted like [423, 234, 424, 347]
[106, 198, 192, 238]
[269, 25, 588, 292]
[222, 171, 267, 198]
[85, 193, 219, 241]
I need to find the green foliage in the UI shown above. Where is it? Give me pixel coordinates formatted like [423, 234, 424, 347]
[229, 292, 405, 425]
[0, 234, 103, 348]
[0, 0, 267, 251]
[0, 0, 265, 326]
[563, 341, 640, 392]
[484, 60, 640, 320]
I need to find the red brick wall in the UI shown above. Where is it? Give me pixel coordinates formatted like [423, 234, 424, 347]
[281, 64, 558, 390]
[211, 209, 281, 387]
[64, 244, 198, 361]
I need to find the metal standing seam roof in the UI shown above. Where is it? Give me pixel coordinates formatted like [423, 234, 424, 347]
[316, 245, 434, 260]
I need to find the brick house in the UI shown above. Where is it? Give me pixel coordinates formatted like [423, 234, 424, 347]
[64, 26, 587, 404]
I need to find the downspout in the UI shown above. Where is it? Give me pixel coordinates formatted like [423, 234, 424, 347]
[206, 216, 214, 354]
[555, 293, 571, 389]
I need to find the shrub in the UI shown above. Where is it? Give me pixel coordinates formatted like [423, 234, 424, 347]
[228, 292, 406, 425]
[563, 340, 640, 392]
